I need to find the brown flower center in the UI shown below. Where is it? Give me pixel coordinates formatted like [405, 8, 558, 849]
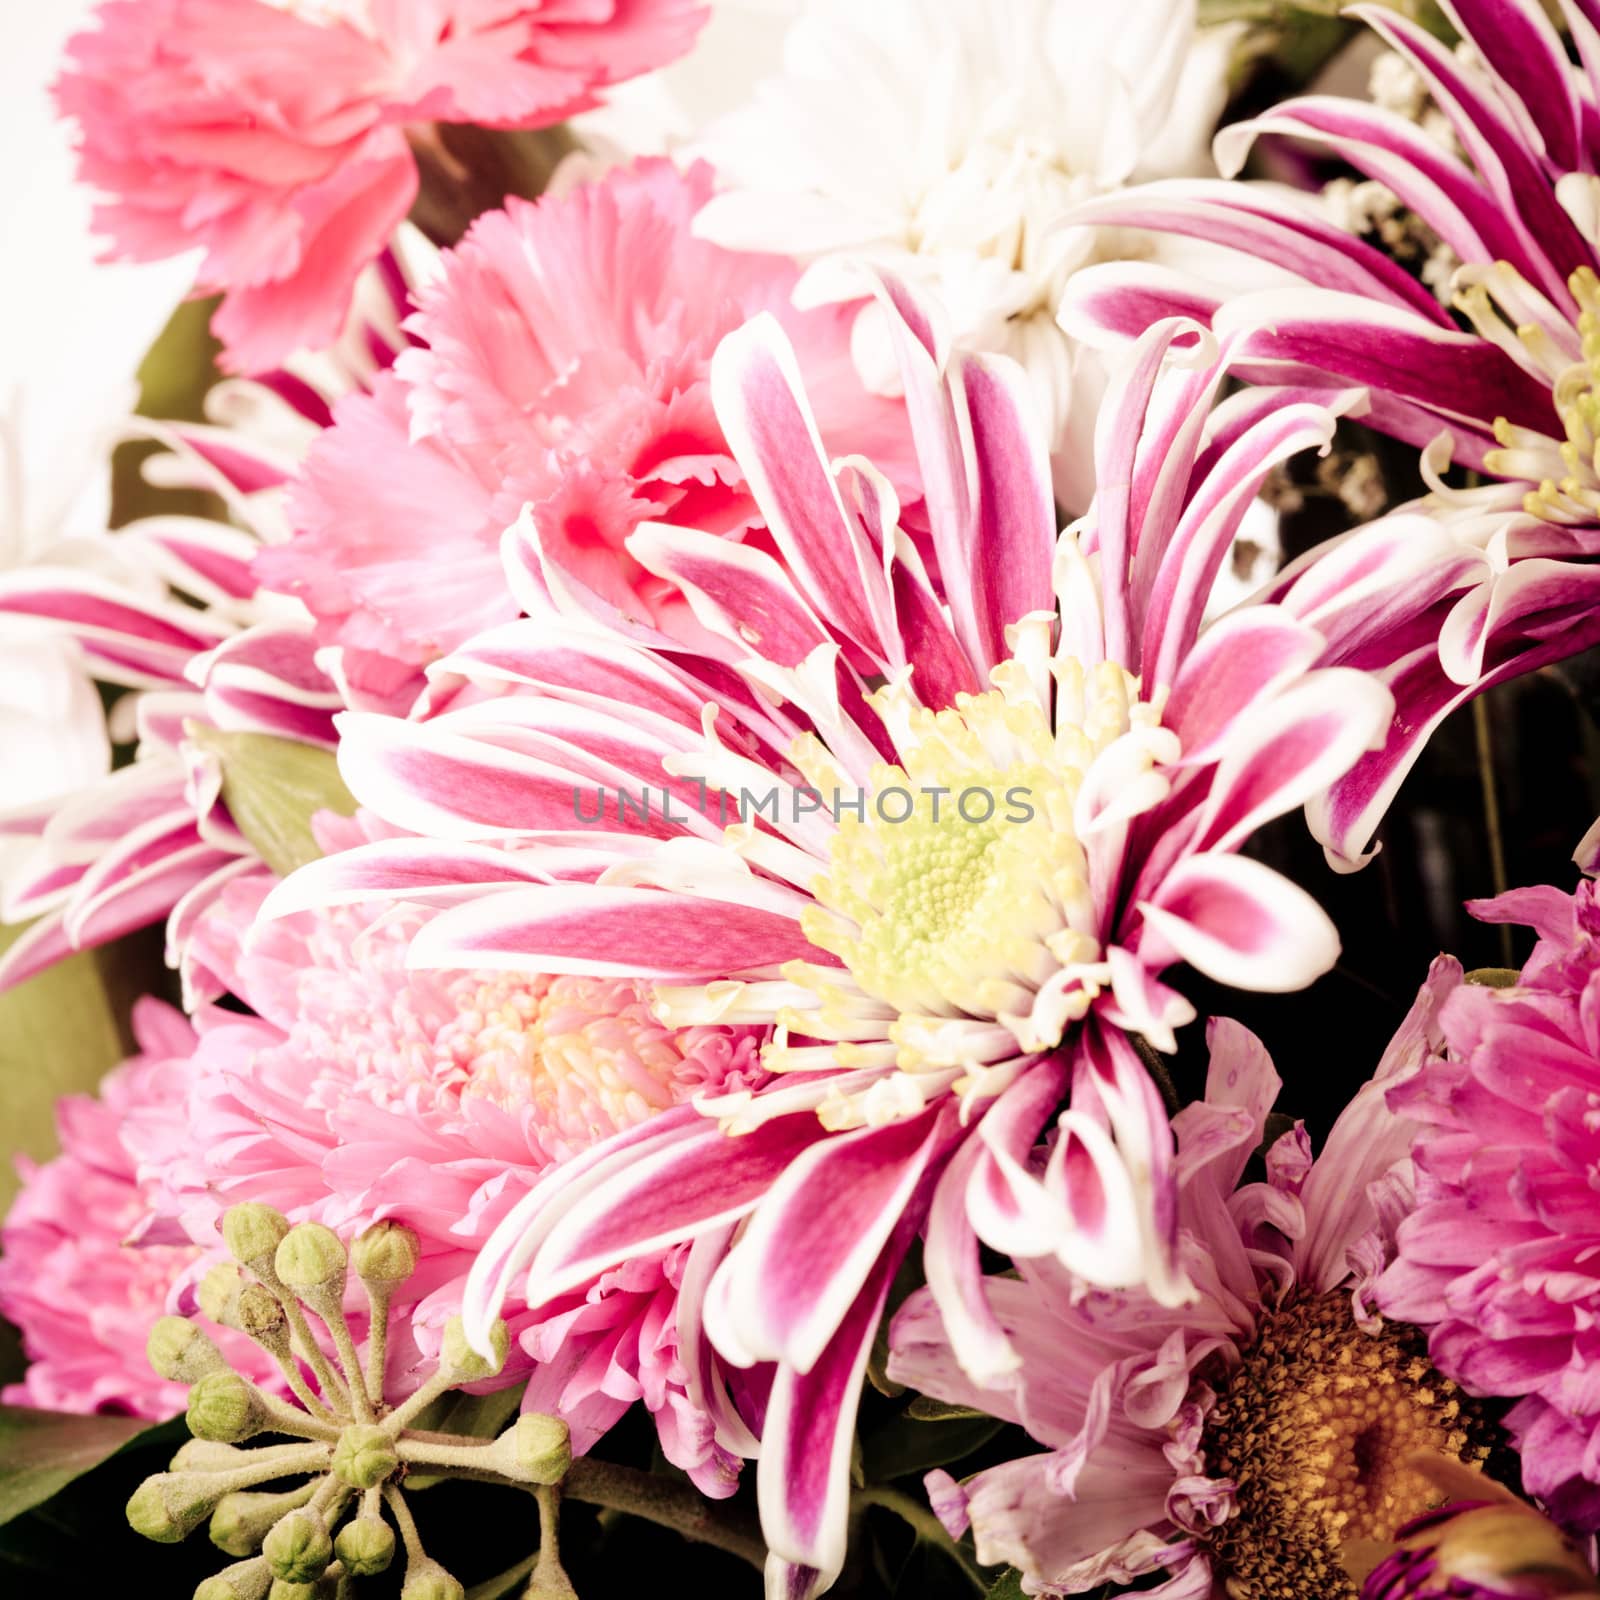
[1205, 1290, 1494, 1600]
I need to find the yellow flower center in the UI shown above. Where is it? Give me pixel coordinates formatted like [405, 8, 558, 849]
[1469, 264, 1600, 522]
[765, 660, 1168, 1112]
[1205, 1290, 1496, 1600]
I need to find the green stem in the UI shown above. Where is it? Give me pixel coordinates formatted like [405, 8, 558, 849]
[275, 1291, 352, 1415]
[363, 1282, 392, 1409]
[313, 1294, 374, 1424]
[852, 1485, 986, 1596]
[1472, 694, 1513, 968]
[256, 1388, 340, 1443]
[396, 1437, 501, 1473]
[1132, 1033, 1180, 1115]
[383, 1366, 457, 1435]
[465, 1556, 536, 1600]
[562, 1459, 766, 1571]
[187, 1445, 332, 1496]
[382, 1483, 427, 1566]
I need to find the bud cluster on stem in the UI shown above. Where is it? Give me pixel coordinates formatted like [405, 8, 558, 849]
[125, 1205, 578, 1599]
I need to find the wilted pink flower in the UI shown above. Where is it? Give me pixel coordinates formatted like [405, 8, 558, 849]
[128, 816, 763, 1495]
[0, 1000, 272, 1416]
[263, 157, 909, 689]
[890, 962, 1484, 1598]
[56, 0, 709, 372]
[1380, 866, 1600, 1530]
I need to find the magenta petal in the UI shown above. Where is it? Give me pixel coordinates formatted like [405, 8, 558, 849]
[961, 355, 1055, 671]
[408, 883, 823, 978]
[721, 1108, 952, 1373]
[710, 313, 890, 661]
[1140, 853, 1340, 994]
[1163, 609, 1324, 766]
[758, 1225, 916, 1589]
[531, 1113, 830, 1305]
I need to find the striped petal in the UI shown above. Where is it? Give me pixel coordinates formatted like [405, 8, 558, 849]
[407, 883, 823, 978]
[1139, 852, 1341, 993]
[711, 1108, 953, 1373]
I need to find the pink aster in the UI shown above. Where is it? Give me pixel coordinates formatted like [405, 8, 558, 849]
[0, 999, 274, 1417]
[888, 962, 1479, 1599]
[264, 279, 1518, 1593]
[261, 157, 910, 692]
[1379, 854, 1600, 1531]
[55, 0, 709, 372]
[128, 815, 764, 1496]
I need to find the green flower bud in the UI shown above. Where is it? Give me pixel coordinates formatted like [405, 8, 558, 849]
[493, 1414, 570, 1486]
[350, 1220, 419, 1287]
[237, 1283, 287, 1340]
[194, 1557, 273, 1600]
[401, 1559, 466, 1600]
[440, 1316, 508, 1382]
[127, 1473, 219, 1543]
[273, 1222, 347, 1296]
[148, 1316, 227, 1384]
[187, 1370, 265, 1444]
[334, 1512, 396, 1576]
[331, 1424, 398, 1489]
[210, 1485, 317, 1558]
[223, 1204, 291, 1271]
[197, 1263, 246, 1327]
[262, 1508, 332, 1583]
[267, 1582, 316, 1600]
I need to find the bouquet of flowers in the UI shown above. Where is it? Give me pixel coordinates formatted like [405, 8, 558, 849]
[15, 1, 1600, 1596]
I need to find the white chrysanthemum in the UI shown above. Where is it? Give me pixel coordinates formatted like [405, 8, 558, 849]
[689, 0, 1237, 505]
[0, 391, 149, 821]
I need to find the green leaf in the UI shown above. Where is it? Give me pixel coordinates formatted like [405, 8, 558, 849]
[867, 1243, 925, 1398]
[903, 1397, 991, 1424]
[466, 1553, 538, 1600]
[861, 1408, 1005, 1484]
[0, 1408, 183, 1525]
[186, 727, 357, 877]
[984, 1568, 1026, 1600]
[0, 925, 147, 1217]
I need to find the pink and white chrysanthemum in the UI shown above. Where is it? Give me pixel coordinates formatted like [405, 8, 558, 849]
[263, 282, 1516, 1593]
[123, 815, 763, 1495]
[1379, 848, 1600, 1531]
[889, 963, 1478, 1599]
[261, 157, 910, 693]
[1057, 0, 1600, 866]
[56, 0, 708, 371]
[0, 999, 277, 1417]
[0, 250, 419, 994]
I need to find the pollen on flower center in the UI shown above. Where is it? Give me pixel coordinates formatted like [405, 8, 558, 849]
[782, 662, 1166, 1087]
[1205, 1290, 1495, 1600]
[441, 972, 740, 1156]
[1471, 264, 1600, 522]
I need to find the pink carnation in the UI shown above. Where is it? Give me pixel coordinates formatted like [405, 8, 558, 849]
[0, 1000, 271, 1416]
[130, 821, 764, 1493]
[1380, 876, 1600, 1529]
[56, 0, 709, 372]
[262, 157, 911, 688]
